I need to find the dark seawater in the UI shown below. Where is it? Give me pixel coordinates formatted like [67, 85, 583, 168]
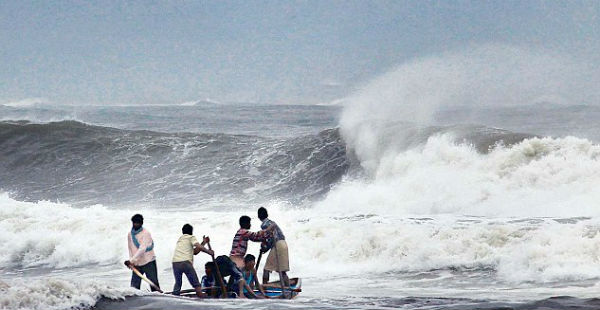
[94, 295, 600, 310]
[0, 121, 349, 206]
[0, 104, 339, 137]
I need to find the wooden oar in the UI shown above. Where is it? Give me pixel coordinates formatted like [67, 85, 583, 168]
[207, 242, 228, 298]
[125, 262, 163, 293]
[167, 286, 220, 295]
[254, 249, 265, 297]
[255, 250, 263, 271]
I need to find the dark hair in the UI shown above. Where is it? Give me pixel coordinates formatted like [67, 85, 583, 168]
[239, 216, 251, 229]
[131, 214, 144, 224]
[258, 207, 268, 220]
[182, 224, 193, 235]
[244, 254, 255, 263]
[205, 261, 216, 269]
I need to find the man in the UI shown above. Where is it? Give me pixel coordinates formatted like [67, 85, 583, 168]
[171, 224, 214, 297]
[240, 254, 268, 298]
[258, 207, 290, 286]
[201, 262, 223, 297]
[214, 255, 259, 298]
[229, 215, 267, 269]
[125, 214, 160, 291]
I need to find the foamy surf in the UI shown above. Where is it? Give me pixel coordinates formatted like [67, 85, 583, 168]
[0, 278, 138, 310]
[319, 134, 600, 217]
[2, 189, 600, 291]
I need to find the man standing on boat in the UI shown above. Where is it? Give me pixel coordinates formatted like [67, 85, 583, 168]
[125, 214, 161, 291]
[230, 215, 268, 269]
[258, 207, 290, 286]
[171, 223, 214, 297]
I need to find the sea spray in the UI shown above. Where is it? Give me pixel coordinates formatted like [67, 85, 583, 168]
[340, 45, 600, 173]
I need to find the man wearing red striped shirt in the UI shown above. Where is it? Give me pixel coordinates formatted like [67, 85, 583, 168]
[229, 215, 268, 269]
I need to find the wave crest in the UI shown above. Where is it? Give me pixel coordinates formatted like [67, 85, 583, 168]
[0, 121, 350, 206]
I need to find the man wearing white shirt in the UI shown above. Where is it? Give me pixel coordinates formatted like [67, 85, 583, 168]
[125, 214, 160, 291]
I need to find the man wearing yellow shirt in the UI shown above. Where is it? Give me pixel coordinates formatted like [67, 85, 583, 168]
[172, 224, 214, 297]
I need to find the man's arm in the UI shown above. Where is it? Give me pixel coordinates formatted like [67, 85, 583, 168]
[264, 222, 278, 232]
[258, 224, 277, 251]
[239, 279, 261, 299]
[247, 230, 266, 242]
[130, 233, 149, 264]
[125, 235, 133, 266]
[193, 242, 214, 256]
[253, 269, 269, 298]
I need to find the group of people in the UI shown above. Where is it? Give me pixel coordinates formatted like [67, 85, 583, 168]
[124, 207, 289, 298]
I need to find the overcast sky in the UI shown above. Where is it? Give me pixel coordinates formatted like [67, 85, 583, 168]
[1, 1, 598, 105]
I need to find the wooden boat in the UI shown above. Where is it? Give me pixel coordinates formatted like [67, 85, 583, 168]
[127, 260, 302, 300]
[178, 277, 302, 299]
[256, 277, 302, 299]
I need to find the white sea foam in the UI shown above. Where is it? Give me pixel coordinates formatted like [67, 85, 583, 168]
[0, 196, 128, 269]
[0, 278, 138, 310]
[318, 134, 600, 217]
[178, 98, 222, 106]
[1, 98, 49, 108]
[286, 44, 600, 286]
[329, 45, 600, 218]
[2, 188, 600, 288]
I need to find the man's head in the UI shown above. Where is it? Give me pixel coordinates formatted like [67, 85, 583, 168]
[258, 207, 268, 221]
[205, 261, 216, 276]
[131, 214, 143, 230]
[182, 224, 193, 235]
[244, 254, 255, 269]
[239, 215, 251, 229]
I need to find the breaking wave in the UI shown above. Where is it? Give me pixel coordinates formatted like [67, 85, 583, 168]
[0, 120, 349, 206]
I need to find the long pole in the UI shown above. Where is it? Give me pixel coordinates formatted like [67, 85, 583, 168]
[207, 242, 228, 298]
[125, 262, 163, 293]
[255, 250, 263, 271]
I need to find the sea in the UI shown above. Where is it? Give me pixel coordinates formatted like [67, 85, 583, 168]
[2, 49, 600, 310]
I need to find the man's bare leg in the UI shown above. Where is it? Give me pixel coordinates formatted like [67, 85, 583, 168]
[281, 272, 289, 287]
[238, 279, 246, 298]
